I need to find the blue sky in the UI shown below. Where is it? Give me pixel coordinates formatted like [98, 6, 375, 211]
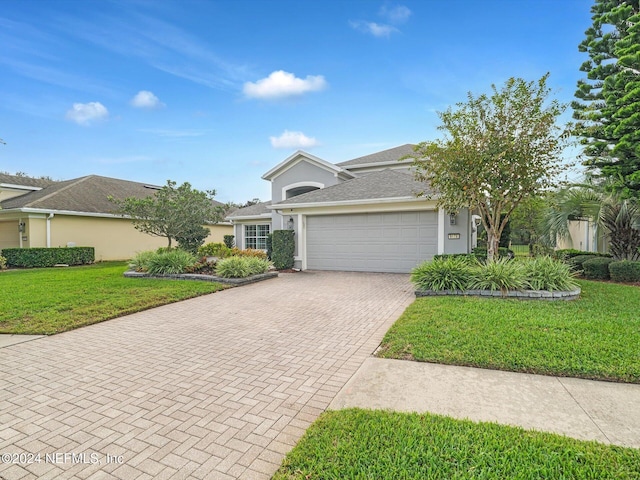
[1, 0, 593, 203]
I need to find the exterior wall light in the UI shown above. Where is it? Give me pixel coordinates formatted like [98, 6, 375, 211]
[18, 222, 26, 233]
[449, 213, 456, 226]
[287, 216, 294, 230]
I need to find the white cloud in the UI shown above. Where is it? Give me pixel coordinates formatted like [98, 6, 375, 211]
[65, 102, 108, 125]
[349, 20, 397, 38]
[243, 71, 327, 99]
[270, 130, 319, 149]
[131, 90, 164, 109]
[379, 5, 412, 24]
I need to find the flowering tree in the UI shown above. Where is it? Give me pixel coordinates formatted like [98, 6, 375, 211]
[410, 74, 571, 261]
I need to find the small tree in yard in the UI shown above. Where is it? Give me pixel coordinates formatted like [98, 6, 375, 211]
[110, 180, 224, 251]
[410, 74, 572, 261]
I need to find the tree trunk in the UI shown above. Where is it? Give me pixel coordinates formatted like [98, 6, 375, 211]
[487, 230, 500, 262]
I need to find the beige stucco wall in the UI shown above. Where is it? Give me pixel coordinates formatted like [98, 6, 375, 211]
[12, 214, 231, 261]
[556, 220, 607, 253]
[0, 221, 20, 248]
[26, 216, 47, 248]
[0, 188, 32, 202]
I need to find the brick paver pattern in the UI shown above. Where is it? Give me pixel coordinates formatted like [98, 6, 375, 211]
[0, 271, 413, 480]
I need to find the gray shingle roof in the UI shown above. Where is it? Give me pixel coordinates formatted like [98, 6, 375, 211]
[227, 201, 272, 218]
[272, 169, 431, 206]
[337, 144, 417, 167]
[0, 175, 224, 214]
[0, 173, 58, 189]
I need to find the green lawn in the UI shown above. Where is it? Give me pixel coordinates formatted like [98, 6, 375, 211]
[377, 280, 640, 383]
[0, 262, 227, 334]
[273, 409, 640, 480]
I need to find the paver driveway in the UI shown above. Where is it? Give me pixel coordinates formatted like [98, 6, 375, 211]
[0, 271, 413, 480]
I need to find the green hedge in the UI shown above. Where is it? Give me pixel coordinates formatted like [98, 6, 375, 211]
[432, 253, 478, 263]
[2, 247, 95, 268]
[271, 230, 295, 270]
[609, 261, 640, 283]
[553, 249, 611, 261]
[582, 257, 615, 280]
[569, 254, 598, 270]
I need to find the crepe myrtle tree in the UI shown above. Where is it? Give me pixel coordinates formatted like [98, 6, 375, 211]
[110, 180, 224, 250]
[410, 74, 572, 261]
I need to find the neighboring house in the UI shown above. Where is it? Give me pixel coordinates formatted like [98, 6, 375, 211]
[556, 219, 608, 254]
[227, 144, 473, 273]
[0, 174, 232, 261]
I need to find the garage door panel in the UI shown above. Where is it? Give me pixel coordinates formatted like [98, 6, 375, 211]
[307, 211, 438, 273]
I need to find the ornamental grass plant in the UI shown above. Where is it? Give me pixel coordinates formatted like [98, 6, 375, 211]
[470, 257, 527, 292]
[522, 256, 579, 291]
[410, 256, 475, 291]
[146, 249, 197, 275]
[215, 256, 271, 278]
[411, 256, 577, 293]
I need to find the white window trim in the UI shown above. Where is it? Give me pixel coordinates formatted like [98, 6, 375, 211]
[244, 223, 270, 250]
[281, 181, 324, 202]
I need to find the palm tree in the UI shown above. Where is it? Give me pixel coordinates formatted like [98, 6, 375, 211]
[542, 180, 640, 261]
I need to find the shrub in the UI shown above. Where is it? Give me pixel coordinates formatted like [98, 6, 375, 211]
[411, 257, 474, 291]
[216, 257, 249, 278]
[582, 257, 615, 280]
[130, 250, 157, 272]
[244, 257, 272, 275]
[146, 249, 197, 275]
[470, 258, 527, 293]
[522, 256, 578, 291]
[215, 256, 272, 278]
[0, 254, 6, 270]
[554, 249, 611, 262]
[531, 244, 554, 257]
[223, 235, 235, 249]
[230, 247, 268, 259]
[568, 254, 598, 271]
[198, 242, 232, 258]
[609, 261, 640, 283]
[432, 253, 478, 263]
[2, 247, 94, 268]
[271, 230, 295, 270]
[175, 224, 210, 255]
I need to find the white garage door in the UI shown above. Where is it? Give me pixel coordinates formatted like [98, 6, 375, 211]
[306, 211, 437, 273]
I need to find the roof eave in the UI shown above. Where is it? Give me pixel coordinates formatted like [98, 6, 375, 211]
[226, 213, 272, 221]
[269, 196, 432, 210]
[343, 159, 414, 170]
[261, 150, 354, 181]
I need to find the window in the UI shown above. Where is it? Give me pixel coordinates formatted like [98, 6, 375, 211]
[245, 224, 270, 250]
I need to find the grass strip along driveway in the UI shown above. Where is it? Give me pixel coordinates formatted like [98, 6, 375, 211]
[273, 409, 640, 480]
[0, 262, 226, 335]
[377, 280, 640, 383]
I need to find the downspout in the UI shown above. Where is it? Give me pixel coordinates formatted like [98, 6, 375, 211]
[46, 213, 54, 247]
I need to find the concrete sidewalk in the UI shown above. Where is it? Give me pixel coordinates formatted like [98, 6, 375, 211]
[330, 358, 640, 448]
[0, 334, 45, 348]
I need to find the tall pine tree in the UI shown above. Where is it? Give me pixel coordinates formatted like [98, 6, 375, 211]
[610, 9, 640, 196]
[573, 0, 640, 198]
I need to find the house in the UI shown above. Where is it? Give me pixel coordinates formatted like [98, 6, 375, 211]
[555, 219, 608, 254]
[0, 173, 232, 261]
[227, 144, 474, 273]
